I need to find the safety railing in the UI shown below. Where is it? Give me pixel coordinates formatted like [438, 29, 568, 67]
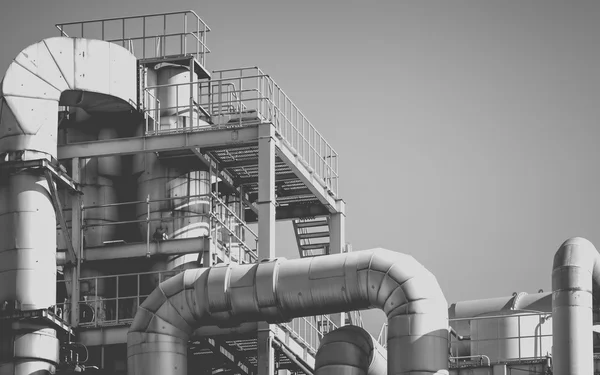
[209, 193, 258, 264]
[55, 11, 210, 67]
[376, 311, 553, 361]
[55, 269, 179, 327]
[449, 312, 553, 365]
[56, 268, 337, 354]
[281, 314, 338, 355]
[347, 310, 364, 328]
[73, 192, 257, 263]
[140, 66, 339, 196]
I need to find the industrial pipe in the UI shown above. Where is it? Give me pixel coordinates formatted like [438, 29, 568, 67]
[314, 325, 386, 375]
[0, 37, 136, 375]
[128, 249, 449, 375]
[552, 237, 600, 374]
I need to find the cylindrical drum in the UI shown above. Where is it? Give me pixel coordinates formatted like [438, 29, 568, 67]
[136, 152, 210, 289]
[97, 127, 122, 177]
[470, 312, 553, 362]
[157, 66, 200, 130]
[81, 175, 119, 248]
[0, 173, 56, 310]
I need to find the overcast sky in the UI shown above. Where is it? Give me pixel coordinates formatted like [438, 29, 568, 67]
[2, 0, 600, 335]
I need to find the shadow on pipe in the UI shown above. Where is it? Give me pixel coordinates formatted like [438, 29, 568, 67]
[127, 248, 449, 375]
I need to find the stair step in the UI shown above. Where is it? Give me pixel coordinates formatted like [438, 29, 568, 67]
[295, 220, 329, 229]
[298, 231, 330, 240]
[301, 243, 329, 250]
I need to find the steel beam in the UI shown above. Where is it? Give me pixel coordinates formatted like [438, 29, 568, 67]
[257, 123, 276, 260]
[79, 326, 129, 346]
[57, 126, 259, 159]
[57, 237, 211, 264]
[256, 123, 276, 375]
[237, 173, 298, 185]
[244, 203, 329, 223]
[274, 138, 341, 214]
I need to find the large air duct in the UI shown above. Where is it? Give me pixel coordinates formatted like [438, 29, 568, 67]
[552, 237, 600, 374]
[314, 325, 386, 375]
[127, 249, 449, 375]
[0, 37, 136, 375]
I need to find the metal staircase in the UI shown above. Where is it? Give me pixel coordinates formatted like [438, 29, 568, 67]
[293, 218, 331, 258]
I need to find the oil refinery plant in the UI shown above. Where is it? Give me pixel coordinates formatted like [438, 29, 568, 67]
[0, 10, 598, 375]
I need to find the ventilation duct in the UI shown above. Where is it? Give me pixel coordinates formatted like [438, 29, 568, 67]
[127, 249, 449, 375]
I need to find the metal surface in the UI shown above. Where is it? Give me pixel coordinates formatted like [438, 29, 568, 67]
[127, 248, 449, 375]
[314, 325, 386, 375]
[552, 237, 600, 374]
[0, 172, 56, 310]
[0, 37, 136, 374]
[447, 292, 552, 359]
[0, 37, 136, 159]
[0, 324, 59, 375]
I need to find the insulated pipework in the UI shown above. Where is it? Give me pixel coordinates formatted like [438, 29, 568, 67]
[552, 237, 600, 375]
[0, 37, 137, 374]
[128, 249, 449, 375]
[314, 325, 386, 375]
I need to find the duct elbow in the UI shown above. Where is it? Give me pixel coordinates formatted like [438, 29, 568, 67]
[315, 325, 386, 375]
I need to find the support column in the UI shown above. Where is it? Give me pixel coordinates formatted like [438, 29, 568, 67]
[329, 199, 346, 255]
[257, 322, 276, 375]
[257, 123, 276, 260]
[257, 122, 276, 375]
[329, 199, 346, 327]
[70, 158, 81, 327]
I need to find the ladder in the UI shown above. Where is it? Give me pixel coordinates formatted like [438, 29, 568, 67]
[292, 218, 330, 258]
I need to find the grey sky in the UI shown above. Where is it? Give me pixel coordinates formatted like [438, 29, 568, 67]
[2, 0, 599, 335]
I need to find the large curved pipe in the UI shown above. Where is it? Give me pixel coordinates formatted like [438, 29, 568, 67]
[127, 249, 449, 375]
[0, 37, 136, 375]
[314, 325, 386, 375]
[552, 237, 600, 374]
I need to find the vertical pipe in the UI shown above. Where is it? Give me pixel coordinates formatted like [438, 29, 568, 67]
[142, 17, 146, 58]
[163, 14, 167, 56]
[116, 275, 120, 324]
[552, 237, 598, 374]
[70, 158, 81, 327]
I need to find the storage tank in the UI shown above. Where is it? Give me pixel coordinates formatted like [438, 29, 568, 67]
[134, 151, 210, 275]
[470, 312, 552, 362]
[155, 66, 209, 130]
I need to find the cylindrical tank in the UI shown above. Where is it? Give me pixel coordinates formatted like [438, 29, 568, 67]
[0, 172, 56, 310]
[97, 127, 123, 177]
[135, 151, 210, 288]
[157, 66, 201, 130]
[470, 311, 553, 362]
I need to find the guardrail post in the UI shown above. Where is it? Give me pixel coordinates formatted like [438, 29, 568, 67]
[146, 195, 150, 257]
